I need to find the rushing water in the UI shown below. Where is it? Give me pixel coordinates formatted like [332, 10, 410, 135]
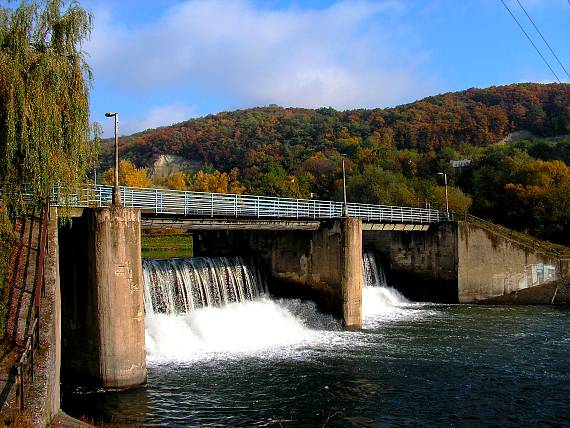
[62, 254, 570, 426]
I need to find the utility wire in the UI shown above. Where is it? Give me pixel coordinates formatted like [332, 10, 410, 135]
[515, 0, 570, 80]
[499, 0, 561, 83]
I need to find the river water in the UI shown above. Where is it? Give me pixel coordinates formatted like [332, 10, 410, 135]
[62, 256, 570, 426]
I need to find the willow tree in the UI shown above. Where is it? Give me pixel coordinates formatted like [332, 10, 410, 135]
[0, 0, 95, 210]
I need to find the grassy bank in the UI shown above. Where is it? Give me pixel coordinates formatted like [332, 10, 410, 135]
[141, 234, 193, 259]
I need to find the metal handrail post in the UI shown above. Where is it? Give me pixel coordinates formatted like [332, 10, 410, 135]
[29, 337, 34, 381]
[34, 306, 39, 349]
[17, 366, 23, 411]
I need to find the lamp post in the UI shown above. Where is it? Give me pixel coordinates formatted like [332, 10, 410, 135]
[93, 140, 97, 187]
[105, 112, 121, 206]
[342, 155, 349, 217]
[437, 172, 449, 218]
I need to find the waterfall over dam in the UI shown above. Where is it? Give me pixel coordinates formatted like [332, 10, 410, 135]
[143, 257, 267, 314]
[143, 252, 398, 314]
[142, 252, 414, 361]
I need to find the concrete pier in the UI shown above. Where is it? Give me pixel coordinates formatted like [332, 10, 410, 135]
[60, 207, 146, 389]
[341, 218, 363, 328]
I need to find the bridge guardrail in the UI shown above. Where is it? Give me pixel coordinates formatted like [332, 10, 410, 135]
[51, 185, 449, 224]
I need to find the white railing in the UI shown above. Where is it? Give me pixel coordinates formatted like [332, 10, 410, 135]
[52, 185, 448, 223]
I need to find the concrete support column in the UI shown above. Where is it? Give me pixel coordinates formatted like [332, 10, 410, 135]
[89, 207, 146, 388]
[341, 218, 363, 328]
[60, 207, 146, 389]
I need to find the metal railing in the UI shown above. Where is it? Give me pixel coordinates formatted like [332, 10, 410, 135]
[12, 204, 49, 411]
[15, 307, 40, 411]
[52, 185, 449, 224]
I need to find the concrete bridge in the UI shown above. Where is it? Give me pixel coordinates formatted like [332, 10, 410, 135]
[48, 184, 568, 394]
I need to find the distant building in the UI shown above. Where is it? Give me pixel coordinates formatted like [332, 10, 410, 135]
[450, 159, 472, 168]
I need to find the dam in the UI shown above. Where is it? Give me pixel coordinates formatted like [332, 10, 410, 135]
[6, 184, 568, 424]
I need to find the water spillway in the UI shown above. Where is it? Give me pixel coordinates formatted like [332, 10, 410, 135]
[143, 252, 408, 317]
[362, 251, 387, 288]
[142, 257, 267, 314]
[362, 251, 413, 321]
[141, 253, 417, 361]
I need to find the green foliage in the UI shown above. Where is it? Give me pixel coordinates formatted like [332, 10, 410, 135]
[0, 0, 95, 210]
[142, 234, 193, 259]
[97, 83, 570, 245]
[347, 165, 472, 216]
[0, 205, 14, 340]
[348, 166, 418, 206]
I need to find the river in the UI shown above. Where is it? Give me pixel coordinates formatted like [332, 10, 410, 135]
[62, 256, 570, 426]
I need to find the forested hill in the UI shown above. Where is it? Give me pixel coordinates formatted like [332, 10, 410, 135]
[109, 83, 570, 170]
[100, 83, 570, 245]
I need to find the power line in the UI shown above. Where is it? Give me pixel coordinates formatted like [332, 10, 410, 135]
[515, 0, 570, 80]
[499, 0, 561, 83]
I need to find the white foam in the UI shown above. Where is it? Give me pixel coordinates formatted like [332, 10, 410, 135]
[362, 285, 435, 326]
[145, 296, 342, 363]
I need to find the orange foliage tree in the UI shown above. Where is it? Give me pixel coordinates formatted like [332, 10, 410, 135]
[101, 160, 152, 188]
[188, 168, 245, 194]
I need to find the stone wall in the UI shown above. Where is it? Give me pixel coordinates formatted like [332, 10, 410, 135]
[24, 208, 61, 426]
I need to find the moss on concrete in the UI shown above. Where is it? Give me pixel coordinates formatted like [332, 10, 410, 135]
[467, 215, 570, 259]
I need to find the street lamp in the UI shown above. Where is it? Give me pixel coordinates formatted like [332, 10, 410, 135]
[437, 172, 449, 218]
[105, 112, 121, 206]
[93, 139, 97, 187]
[341, 155, 349, 217]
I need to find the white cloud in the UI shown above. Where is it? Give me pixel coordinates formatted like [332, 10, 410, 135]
[88, 0, 437, 116]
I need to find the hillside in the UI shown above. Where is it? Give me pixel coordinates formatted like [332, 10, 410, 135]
[103, 83, 570, 167]
[98, 83, 570, 245]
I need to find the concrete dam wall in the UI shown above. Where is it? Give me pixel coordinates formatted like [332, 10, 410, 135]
[457, 222, 568, 303]
[193, 218, 363, 328]
[363, 222, 459, 303]
[55, 211, 569, 392]
[362, 220, 567, 303]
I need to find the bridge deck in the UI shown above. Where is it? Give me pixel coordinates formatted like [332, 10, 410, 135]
[54, 184, 448, 224]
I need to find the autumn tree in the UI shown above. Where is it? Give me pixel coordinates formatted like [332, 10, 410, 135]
[163, 171, 188, 190]
[102, 160, 152, 188]
[188, 168, 245, 194]
[0, 0, 95, 209]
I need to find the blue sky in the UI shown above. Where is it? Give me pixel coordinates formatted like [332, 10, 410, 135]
[82, 0, 570, 137]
